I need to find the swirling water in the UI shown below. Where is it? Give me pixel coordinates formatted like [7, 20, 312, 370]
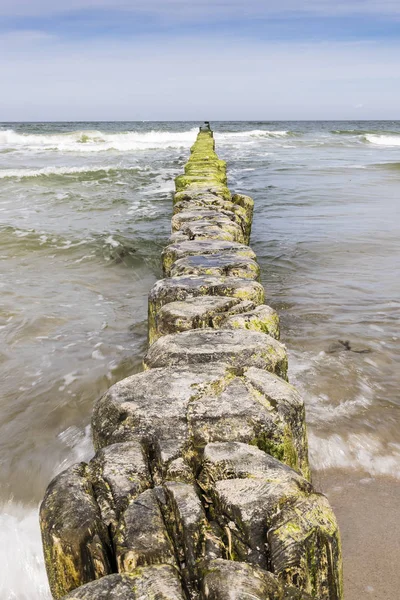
[0, 121, 399, 599]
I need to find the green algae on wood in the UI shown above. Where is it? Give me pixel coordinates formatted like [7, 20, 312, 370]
[162, 481, 219, 593]
[39, 464, 113, 599]
[91, 364, 309, 479]
[199, 443, 340, 599]
[39, 125, 342, 600]
[88, 441, 152, 532]
[268, 494, 343, 600]
[61, 565, 186, 599]
[169, 254, 260, 281]
[162, 240, 257, 277]
[221, 303, 280, 339]
[143, 328, 288, 379]
[201, 559, 313, 600]
[114, 488, 176, 572]
[153, 296, 254, 341]
[169, 217, 246, 244]
[148, 275, 265, 345]
[152, 296, 277, 343]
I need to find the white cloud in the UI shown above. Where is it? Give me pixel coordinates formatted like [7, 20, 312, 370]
[0, 32, 399, 121]
[1, 0, 400, 19]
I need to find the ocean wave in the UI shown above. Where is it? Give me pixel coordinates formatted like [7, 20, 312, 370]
[309, 431, 400, 479]
[331, 129, 365, 135]
[0, 503, 51, 600]
[55, 424, 93, 475]
[365, 134, 400, 146]
[372, 161, 400, 171]
[332, 128, 400, 137]
[2, 227, 141, 266]
[217, 129, 292, 139]
[0, 425, 92, 600]
[0, 128, 199, 153]
[0, 164, 142, 179]
[331, 129, 380, 136]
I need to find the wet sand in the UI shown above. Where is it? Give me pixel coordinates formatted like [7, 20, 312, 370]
[314, 470, 400, 600]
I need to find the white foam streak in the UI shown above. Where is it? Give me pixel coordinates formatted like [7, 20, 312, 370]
[105, 235, 120, 248]
[0, 127, 291, 157]
[56, 425, 94, 474]
[0, 505, 51, 600]
[0, 425, 93, 599]
[0, 128, 198, 153]
[309, 432, 400, 479]
[216, 129, 289, 140]
[365, 134, 400, 146]
[0, 164, 139, 179]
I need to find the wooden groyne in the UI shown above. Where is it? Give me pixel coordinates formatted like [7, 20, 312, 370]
[40, 126, 343, 600]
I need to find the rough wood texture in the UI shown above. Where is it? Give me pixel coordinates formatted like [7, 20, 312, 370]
[40, 126, 343, 600]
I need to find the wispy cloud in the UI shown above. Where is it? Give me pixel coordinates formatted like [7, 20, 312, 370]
[1, 1, 399, 120]
[1, 32, 399, 121]
[1, 1, 399, 47]
[2, 0, 400, 19]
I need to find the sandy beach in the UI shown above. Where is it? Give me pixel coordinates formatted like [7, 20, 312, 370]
[315, 470, 400, 599]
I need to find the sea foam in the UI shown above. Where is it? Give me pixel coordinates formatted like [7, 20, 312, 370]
[0, 128, 199, 153]
[0, 424, 93, 600]
[0, 164, 140, 179]
[217, 129, 290, 139]
[309, 432, 400, 479]
[0, 504, 51, 600]
[0, 127, 293, 156]
[365, 134, 400, 146]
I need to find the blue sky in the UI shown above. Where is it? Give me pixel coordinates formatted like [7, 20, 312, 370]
[1, 1, 400, 120]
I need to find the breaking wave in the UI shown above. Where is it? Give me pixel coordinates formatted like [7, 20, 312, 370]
[309, 432, 400, 479]
[0, 127, 298, 156]
[0, 426, 92, 600]
[372, 161, 400, 171]
[365, 134, 400, 146]
[1, 226, 143, 266]
[218, 129, 292, 139]
[0, 128, 199, 153]
[0, 164, 142, 179]
[0, 504, 51, 600]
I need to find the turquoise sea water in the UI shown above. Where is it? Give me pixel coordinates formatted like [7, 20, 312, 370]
[0, 121, 399, 598]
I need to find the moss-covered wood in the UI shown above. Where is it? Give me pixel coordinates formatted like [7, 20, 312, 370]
[143, 328, 288, 379]
[39, 464, 113, 599]
[148, 276, 265, 344]
[151, 297, 279, 343]
[61, 565, 186, 599]
[162, 240, 257, 277]
[91, 365, 309, 479]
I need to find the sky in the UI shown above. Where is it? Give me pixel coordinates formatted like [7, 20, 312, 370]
[1, 0, 400, 120]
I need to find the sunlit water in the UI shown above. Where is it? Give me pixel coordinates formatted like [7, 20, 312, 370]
[0, 121, 399, 598]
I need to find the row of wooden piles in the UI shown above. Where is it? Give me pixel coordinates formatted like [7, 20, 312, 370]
[39, 127, 343, 600]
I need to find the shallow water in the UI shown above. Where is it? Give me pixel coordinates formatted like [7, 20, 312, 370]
[0, 121, 399, 598]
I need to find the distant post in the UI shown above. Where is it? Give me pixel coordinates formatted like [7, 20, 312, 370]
[199, 121, 211, 132]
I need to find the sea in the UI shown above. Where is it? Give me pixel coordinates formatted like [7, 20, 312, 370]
[0, 121, 399, 599]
